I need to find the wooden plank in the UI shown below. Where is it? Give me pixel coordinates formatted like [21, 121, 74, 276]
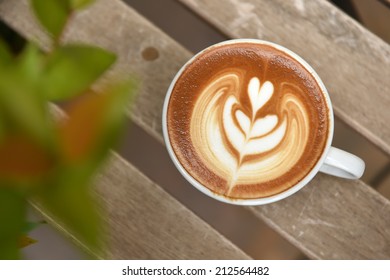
[178, 0, 390, 157]
[0, 1, 248, 259]
[0, 0, 192, 144]
[34, 152, 249, 259]
[99, 154, 249, 259]
[250, 173, 390, 259]
[177, 0, 390, 259]
[1, 0, 389, 259]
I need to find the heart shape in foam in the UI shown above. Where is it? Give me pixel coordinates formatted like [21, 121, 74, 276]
[248, 78, 274, 117]
[223, 77, 286, 156]
[188, 70, 313, 193]
[235, 77, 279, 138]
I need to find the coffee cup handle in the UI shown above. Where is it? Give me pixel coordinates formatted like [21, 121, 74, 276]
[319, 147, 365, 179]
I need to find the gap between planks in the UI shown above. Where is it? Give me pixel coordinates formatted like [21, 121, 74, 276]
[177, 0, 390, 157]
[1, 0, 389, 259]
[0, 0, 249, 259]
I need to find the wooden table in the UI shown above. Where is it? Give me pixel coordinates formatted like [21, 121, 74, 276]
[1, 0, 389, 259]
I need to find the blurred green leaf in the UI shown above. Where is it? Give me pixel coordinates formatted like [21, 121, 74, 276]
[22, 221, 46, 234]
[0, 189, 25, 259]
[18, 43, 45, 83]
[31, 0, 70, 39]
[0, 44, 53, 147]
[41, 45, 116, 101]
[59, 80, 135, 165]
[93, 81, 136, 162]
[0, 0, 136, 260]
[39, 81, 135, 254]
[0, 39, 12, 66]
[70, 0, 95, 10]
[37, 168, 103, 253]
[0, 240, 20, 260]
[0, 110, 4, 141]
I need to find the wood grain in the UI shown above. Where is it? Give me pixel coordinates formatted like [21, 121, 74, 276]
[98, 154, 249, 259]
[178, 0, 390, 156]
[1, 0, 390, 259]
[0, 0, 192, 143]
[251, 173, 390, 259]
[34, 152, 249, 259]
[0, 0, 248, 259]
[178, 0, 390, 259]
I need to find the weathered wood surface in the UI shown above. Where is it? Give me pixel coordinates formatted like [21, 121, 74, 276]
[1, 0, 389, 259]
[177, 0, 390, 259]
[251, 173, 390, 259]
[35, 152, 249, 259]
[0, 0, 248, 260]
[0, 0, 192, 143]
[98, 154, 249, 259]
[178, 0, 390, 157]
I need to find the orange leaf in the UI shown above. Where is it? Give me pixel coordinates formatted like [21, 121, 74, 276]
[0, 134, 53, 180]
[59, 92, 109, 162]
[19, 235, 37, 248]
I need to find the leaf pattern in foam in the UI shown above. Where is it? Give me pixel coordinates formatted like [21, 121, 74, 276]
[248, 77, 274, 118]
[223, 77, 286, 158]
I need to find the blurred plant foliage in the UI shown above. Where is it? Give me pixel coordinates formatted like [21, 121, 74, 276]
[0, 0, 136, 259]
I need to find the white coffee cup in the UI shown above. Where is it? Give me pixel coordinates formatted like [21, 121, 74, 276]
[162, 39, 365, 205]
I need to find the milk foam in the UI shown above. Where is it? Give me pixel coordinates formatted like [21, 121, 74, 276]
[167, 42, 329, 199]
[190, 74, 310, 195]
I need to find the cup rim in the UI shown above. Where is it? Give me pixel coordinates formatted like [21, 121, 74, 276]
[162, 38, 334, 205]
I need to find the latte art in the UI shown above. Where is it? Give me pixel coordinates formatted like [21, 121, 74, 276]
[167, 42, 329, 199]
[191, 74, 309, 195]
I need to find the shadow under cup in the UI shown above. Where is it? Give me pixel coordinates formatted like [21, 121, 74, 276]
[162, 39, 359, 206]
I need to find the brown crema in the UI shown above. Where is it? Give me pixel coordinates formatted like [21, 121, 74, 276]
[167, 42, 329, 199]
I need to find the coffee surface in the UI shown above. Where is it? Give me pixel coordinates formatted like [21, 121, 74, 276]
[167, 42, 329, 199]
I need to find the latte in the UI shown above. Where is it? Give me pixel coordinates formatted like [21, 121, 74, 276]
[166, 41, 330, 199]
